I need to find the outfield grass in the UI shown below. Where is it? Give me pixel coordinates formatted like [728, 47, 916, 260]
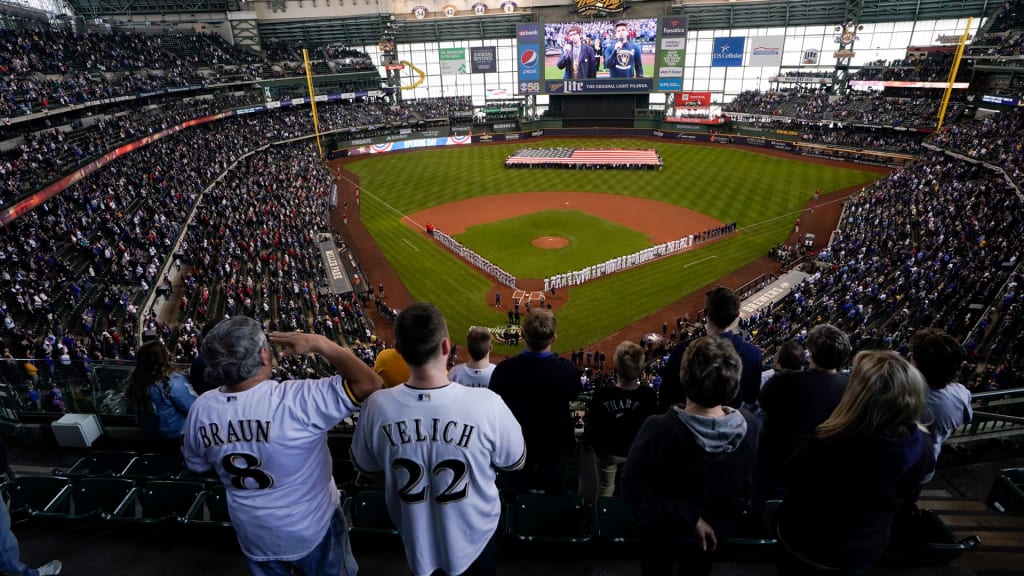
[347, 139, 881, 352]
[454, 210, 651, 278]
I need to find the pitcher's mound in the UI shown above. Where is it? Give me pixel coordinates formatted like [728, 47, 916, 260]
[532, 236, 569, 249]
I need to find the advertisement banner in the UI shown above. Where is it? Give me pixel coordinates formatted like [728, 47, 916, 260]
[802, 48, 820, 65]
[516, 24, 542, 92]
[471, 46, 497, 73]
[748, 36, 784, 67]
[850, 80, 969, 89]
[439, 48, 467, 74]
[711, 37, 745, 67]
[545, 78, 655, 94]
[657, 17, 687, 93]
[674, 91, 711, 108]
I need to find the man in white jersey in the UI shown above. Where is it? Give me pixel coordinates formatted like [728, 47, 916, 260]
[182, 316, 382, 576]
[351, 303, 526, 576]
[447, 327, 496, 388]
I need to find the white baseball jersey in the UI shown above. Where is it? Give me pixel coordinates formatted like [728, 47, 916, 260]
[182, 375, 360, 561]
[351, 383, 525, 576]
[447, 363, 496, 388]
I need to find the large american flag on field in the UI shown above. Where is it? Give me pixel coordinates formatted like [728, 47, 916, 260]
[505, 148, 662, 167]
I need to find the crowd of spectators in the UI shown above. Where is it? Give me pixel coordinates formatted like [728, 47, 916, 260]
[0, 92, 264, 206]
[0, 95, 483, 413]
[742, 139, 1024, 390]
[1, 96, 472, 209]
[931, 106, 1024, 184]
[0, 24, 377, 119]
[850, 53, 970, 83]
[724, 88, 966, 129]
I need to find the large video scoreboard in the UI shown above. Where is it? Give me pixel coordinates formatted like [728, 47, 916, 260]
[516, 16, 687, 95]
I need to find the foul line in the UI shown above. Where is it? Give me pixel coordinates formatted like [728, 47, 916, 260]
[402, 239, 420, 252]
[684, 256, 718, 268]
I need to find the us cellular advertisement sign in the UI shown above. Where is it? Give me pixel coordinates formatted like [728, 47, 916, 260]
[712, 37, 745, 67]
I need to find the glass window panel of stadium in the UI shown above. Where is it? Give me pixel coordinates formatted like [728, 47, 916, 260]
[350, 16, 978, 107]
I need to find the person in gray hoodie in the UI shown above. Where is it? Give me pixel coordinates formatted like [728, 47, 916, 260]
[622, 336, 760, 576]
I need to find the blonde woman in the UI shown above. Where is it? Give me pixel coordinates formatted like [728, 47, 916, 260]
[777, 351, 935, 575]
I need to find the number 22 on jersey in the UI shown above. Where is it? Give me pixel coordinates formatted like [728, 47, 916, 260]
[393, 458, 469, 504]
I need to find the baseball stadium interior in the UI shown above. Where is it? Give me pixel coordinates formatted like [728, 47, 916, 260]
[1, 0, 1024, 573]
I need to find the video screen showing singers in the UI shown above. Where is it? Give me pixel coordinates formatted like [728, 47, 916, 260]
[543, 18, 657, 81]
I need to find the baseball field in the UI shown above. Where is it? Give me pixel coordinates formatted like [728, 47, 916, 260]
[338, 138, 882, 353]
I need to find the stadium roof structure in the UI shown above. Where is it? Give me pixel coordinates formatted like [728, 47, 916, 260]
[64, 0, 999, 44]
[672, 0, 999, 30]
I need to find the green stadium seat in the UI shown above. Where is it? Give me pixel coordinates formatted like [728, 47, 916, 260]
[121, 453, 185, 483]
[176, 467, 221, 487]
[36, 477, 136, 523]
[885, 506, 982, 566]
[594, 496, 637, 543]
[55, 451, 137, 480]
[183, 483, 232, 527]
[509, 493, 592, 543]
[348, 490, 398, 535]
[1, 476, 73, 521]
[110, 480, 205, 525]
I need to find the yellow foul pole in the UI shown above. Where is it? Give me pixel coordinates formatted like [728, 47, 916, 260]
[303, 48, 324, 157]
[937, 17, 972, 131]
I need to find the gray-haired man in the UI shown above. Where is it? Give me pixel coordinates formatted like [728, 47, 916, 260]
[183, 316, 382, 576]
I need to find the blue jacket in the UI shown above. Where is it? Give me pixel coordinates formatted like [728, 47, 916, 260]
[142, 372, 198, 439]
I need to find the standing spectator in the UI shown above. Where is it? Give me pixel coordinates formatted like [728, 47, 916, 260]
[585, 341, 656, 498]
[448, 327, 497, 388]
[183, 316, 382, 575]
[124, 340, 198, 450]
[660, 287, 762, 412]
[374, 348, 411, 389]
[777, 351, 934, 574]
[623, 336, 759, 576]
[351, 303, 525, 576]
[756, 324, 851, 500]
[910, 328, 972, 483]
[490, 309, 581, 494]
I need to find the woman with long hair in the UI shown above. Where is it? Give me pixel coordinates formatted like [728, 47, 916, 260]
[776, 350, 935, 575]
[125, 340, 198, 446]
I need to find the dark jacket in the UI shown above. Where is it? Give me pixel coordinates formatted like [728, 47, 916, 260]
[659, 332, 763, 413]
[756, 369, 848, 499]
[778, 428, 935, 572]
[622, 407, 759, 538]
[490, 351, 581, 466]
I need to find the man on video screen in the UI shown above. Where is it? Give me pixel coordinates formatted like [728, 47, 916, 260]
[557, 25, 597, 79]
[607, 21, 643, 78]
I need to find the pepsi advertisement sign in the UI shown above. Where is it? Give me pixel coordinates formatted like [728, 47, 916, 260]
[518, 47, 541, 81]
[516, 23, 542, 90]
[712, 37, 745, 67]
